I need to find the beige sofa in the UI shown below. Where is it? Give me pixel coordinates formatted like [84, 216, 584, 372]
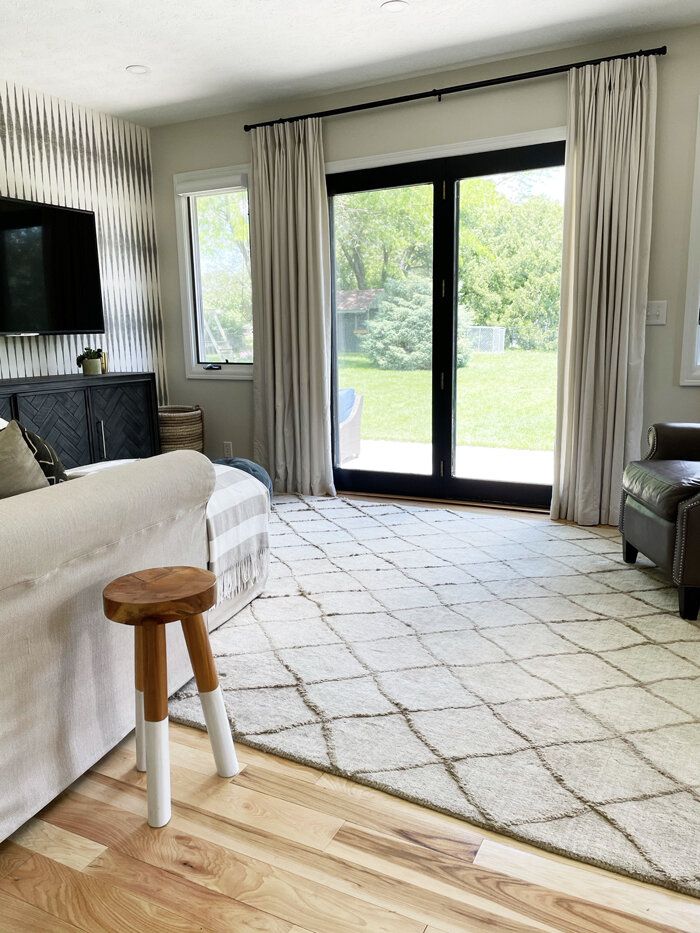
[0, 450, 263, 841]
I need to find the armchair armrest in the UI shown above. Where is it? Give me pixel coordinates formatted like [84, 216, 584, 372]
[645, 423, 700, 461]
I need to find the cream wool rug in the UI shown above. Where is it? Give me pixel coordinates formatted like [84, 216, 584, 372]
[170, 495, 700, 896]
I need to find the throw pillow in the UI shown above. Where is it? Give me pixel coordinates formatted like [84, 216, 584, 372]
[16, 423, 68, 484]
[0, 420, 50, 499]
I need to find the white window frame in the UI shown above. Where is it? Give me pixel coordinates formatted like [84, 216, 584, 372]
[324, 126, 567, 174]
[681, 99, 700, 385]
[174, 165, 253, 380]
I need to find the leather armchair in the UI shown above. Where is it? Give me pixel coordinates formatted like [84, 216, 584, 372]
[620, 423, 700, 620]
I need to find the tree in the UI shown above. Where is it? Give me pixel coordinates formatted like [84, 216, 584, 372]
[334, 185, 433, 289]
[333, 172, 564, 355]
[361, 277, 470, 370]
[457, 176, 564, 349]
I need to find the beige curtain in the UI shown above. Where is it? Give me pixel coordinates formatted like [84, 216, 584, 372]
[250, 118, 335, 495]
[551, 56, 657, 526]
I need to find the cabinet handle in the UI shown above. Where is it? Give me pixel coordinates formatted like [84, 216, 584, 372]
[98, 419, 107, 460]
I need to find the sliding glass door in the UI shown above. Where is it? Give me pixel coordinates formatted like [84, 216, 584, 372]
[328, 142, 565, 508]
[333, 183, 434, 475]
[454, 166, 565, 488]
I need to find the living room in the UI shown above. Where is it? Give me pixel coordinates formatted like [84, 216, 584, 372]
[1, 1, 700, 930]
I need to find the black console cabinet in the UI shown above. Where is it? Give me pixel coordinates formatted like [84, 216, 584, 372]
[0, 372, 160, 468]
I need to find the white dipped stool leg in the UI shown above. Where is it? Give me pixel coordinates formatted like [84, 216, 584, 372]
[142, 622, 171, 827]
[145, 718, 171, 827]
[199, 687, 239, 777]
[134, 628, 146, 772]
[182, 613, 239, 778]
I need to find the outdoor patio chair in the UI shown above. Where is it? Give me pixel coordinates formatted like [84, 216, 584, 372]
[338, 388, 364, 463]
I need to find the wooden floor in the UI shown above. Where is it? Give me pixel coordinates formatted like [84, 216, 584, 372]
[0, 724, 698, 932]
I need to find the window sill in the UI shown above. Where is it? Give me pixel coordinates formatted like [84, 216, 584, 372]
[185, 364, 253, 381]
[680, 367, 700, 387]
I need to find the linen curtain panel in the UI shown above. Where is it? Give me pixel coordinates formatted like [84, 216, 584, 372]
[551, 56, 657, 526]
[250, 118, 335, 495]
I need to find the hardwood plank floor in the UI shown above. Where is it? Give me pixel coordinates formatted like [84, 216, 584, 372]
[0, 722, 698, 932]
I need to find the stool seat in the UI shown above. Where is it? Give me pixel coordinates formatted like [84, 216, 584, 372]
[103, 566, 217, 625]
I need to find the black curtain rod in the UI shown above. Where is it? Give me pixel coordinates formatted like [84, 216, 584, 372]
[244, 45, 666, 132]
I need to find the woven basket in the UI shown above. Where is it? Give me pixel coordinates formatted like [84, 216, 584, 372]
[158, 405, 204, 453]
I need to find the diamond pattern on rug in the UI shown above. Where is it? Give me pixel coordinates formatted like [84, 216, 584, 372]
[377, 666, 479, 711]
[601, 793, 700, 882]
[170, 494, 700, 897]
[517, 811, 657, 880]
[541, 739, 675, 802]
[223, 686, 316, 734]
[305, 676, 396, 718]
[454, 750, 582, 823]
[330, 714, 437, 771]
[577, 685, 692, 733]
[649, 678, 700, 718]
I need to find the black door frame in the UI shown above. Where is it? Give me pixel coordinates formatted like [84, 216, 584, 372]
[327, 140, 565, 509]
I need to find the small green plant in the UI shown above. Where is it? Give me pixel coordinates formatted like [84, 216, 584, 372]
[76, 346, 103, 367]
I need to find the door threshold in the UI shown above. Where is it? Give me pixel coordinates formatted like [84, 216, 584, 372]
[336, 488, 549, 517]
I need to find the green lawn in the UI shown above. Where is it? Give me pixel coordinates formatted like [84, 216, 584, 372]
[338, 350, 557, 451]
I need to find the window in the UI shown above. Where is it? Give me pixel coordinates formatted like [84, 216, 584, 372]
[175, 167, 253, 379]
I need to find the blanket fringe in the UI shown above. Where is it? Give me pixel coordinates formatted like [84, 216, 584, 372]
[214, 547, 270, 603]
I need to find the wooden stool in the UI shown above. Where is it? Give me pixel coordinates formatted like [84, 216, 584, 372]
[103, 566, 238, 827]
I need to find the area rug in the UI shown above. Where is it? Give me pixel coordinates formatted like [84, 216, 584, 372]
[170, 495, 700, 896]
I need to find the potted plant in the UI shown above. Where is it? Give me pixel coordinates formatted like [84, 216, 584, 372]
[76, 346, 103, 376]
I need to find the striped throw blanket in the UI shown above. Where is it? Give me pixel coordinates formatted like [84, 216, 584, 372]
[208, 464, 270, 602]
[67, 459, 270, 602]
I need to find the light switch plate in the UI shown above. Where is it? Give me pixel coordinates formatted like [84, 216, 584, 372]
[646, 300, 668, 325]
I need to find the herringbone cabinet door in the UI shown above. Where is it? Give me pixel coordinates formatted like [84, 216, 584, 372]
[17, 391, 91, 467]
[91, 383, 155, 460]
[0, 396, 12, 423]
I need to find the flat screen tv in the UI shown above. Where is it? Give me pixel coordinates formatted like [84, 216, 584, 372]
[0, 195, 105, 335]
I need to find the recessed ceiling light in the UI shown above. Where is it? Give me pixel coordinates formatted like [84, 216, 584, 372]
[381, 0, 409, 10]
[125, 64, 150, 76]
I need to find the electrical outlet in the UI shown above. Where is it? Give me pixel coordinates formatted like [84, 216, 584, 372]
[222, 441, 233, 458]
[646, 300, 667, 325]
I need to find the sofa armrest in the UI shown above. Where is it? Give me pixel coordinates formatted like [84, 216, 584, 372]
[0, 450, 215, 590]
[674, 491, 700, 585]
[645, 423, 700, 461]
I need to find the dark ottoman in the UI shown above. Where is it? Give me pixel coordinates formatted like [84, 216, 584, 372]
[213, 457, 273, 496]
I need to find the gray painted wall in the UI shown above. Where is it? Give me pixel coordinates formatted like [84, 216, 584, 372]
[0, 81, 166, 395]
[151, 25, 700, 459]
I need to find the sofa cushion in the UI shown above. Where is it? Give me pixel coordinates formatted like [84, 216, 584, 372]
[623, 459, 700, 521]
[0, 420, 49, 499]
[0, 419, 68, 485]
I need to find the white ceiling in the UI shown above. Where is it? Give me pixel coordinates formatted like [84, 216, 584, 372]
[1, 0, 698, 126]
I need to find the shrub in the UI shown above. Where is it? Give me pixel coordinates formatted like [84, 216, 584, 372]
[362, 277, 470, 370]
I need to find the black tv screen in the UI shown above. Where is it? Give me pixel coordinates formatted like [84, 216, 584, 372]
[0, 196, 105, 335]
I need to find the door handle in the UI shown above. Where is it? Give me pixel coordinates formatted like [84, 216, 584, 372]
[97, 419, 107, 460]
